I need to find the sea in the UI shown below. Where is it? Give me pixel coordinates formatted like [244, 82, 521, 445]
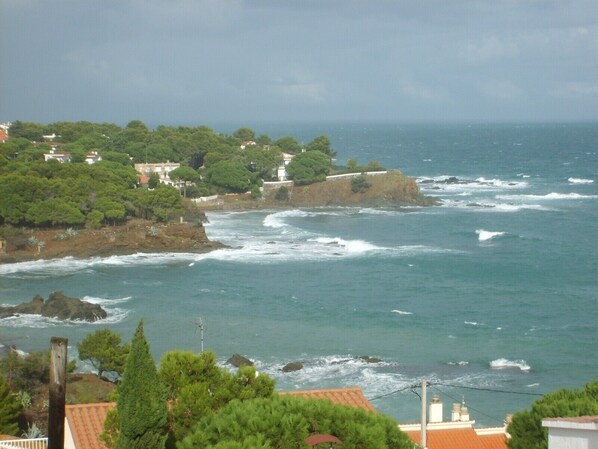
[1, 122, 597, 427]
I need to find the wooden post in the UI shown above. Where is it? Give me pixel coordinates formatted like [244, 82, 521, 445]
[421, 379, 427, 449]
[48, 337, 68, 449]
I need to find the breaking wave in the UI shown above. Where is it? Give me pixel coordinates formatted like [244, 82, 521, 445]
[490, 358, 531, 372]
[476, 230, 506, 242]
[568, 177, 594, 184]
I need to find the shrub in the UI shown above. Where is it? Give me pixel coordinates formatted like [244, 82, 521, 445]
[274, 186, 290, 201]
[351, 175, 372, 193]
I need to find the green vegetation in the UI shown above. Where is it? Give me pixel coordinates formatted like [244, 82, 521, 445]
[115, 320, 168, 449]
[159, 350, 275, 441]
[179, 395, 416, 449]
[0, 374, 21, 436]
[351, 174, 372, 193]
[286, 151, 331, 185]
[77, 329, 131, 380]
[508, 379, 598, 449]
[0, 121, 356, 228]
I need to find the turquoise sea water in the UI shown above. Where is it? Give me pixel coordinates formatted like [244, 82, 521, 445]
[1, 123, 597, 426]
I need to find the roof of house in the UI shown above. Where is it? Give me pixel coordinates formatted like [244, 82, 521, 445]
[0, 129, 8, 142]
[64, 388, 375, 449]
[403, 427, 508, 449]
[278, 387, 377, 412]
[65, 402, 115, 449]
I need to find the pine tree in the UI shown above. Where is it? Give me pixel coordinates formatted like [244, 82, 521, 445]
[115, 320, 168, 449]
[0, 374, 21, 436]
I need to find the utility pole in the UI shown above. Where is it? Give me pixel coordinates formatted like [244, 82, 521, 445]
[421, 379, 427, 449]
[194, 317, 205, 353]
[48, 337, 68, 449]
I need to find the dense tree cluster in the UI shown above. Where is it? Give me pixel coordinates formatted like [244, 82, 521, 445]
[0, 120, 342, 227]
[179, 395, 416, 449]
[508, 379, 598, 449]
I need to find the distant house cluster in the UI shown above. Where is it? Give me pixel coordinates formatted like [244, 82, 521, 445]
[43, 148, 102, 164]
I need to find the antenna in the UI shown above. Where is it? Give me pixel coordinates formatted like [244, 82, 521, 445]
[193, 317, 206, 353]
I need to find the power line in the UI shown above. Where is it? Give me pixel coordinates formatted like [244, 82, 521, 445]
[430, 384, 506, 426]
[369, 384, 420, 401]
[433, 381, 545, 397]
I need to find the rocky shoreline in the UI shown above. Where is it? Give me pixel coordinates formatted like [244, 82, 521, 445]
[0, 219, 225, 264]
[0, 172, 436, 265]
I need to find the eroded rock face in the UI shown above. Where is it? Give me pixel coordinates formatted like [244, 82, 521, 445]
[0, 291, 107, 322]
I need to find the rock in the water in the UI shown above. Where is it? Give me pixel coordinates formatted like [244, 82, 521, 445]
[282, 362, 304, 372]
[0, 291, 107, 322]
[356, 355, 383, 364]
[227, 353, 253, 367]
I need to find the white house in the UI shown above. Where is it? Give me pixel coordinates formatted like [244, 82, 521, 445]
[543, 416, 598, 449]
[277, 153, 295, 181]
[84, 151, 102, 164]
[134, 162, 181, 187]
[44, 148, 71, 163]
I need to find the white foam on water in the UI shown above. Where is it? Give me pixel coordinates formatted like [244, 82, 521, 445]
[263, 210, 313, 228]
[476, 229, 506, 242]
[81, 295, 132, 306]
[464, 321, 483, 326]
[568, 177, 594, 184]
[439, 200, 549, 213]
[497, 192, 598, 201]
[391, 310, 413, 315]
[490, 358, 531, 372]
[447, 361, 470, 366]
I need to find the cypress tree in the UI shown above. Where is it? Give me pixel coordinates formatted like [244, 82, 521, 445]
[116, 320, 168, 449]
[0, 374, 20, 436]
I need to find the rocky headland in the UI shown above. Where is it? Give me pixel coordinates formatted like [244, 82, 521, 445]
[0, 219, 225, 264]
[0, 172, 436, 264]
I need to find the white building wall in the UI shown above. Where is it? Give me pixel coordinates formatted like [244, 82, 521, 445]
[547, 428, 598, 449]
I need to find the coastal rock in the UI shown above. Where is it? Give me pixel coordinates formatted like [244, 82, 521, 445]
[0, 291, 107, 322]
[356, 355, 383, 364]
[227, 353, 253, 367]
[282, 361, 304, 372]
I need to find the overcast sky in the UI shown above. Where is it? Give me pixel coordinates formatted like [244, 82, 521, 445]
[1, 0, 597, 125]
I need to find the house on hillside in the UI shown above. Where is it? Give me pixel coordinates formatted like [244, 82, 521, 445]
[44, 148, 71, 163]
[134, 162, 181, 187]
[84, 151, 102, 164]
[0, 128, 8, 143]
[399, 395, 509, 449]
[240, 140, 256, 150]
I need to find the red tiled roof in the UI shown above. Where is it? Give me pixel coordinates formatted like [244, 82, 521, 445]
[404, 428, 508, 449]
[278, 387, 377, 412]
[0, 130, 8, 142]
[65, 402, 115, 449]
[64, 388, 374, 449]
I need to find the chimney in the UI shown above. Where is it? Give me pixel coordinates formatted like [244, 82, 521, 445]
[460, 402, 470, 422]
[451, 403, 461, 422]
[504, 414, 513, 426]
[429, 394, 443, 423]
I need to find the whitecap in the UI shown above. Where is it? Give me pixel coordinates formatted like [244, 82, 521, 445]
[497, 192, 598, 201]
[447, 361, 469, 366]
[391, 310, 413, 315]
[81, 295, 132, 306]
[476, 230, 505, 242]
[568, 177, 594, 184]
[464, 321, 482, 326]
[490, 358, 531, 372]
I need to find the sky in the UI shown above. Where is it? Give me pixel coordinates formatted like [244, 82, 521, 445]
[1, 0, 597, 125]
